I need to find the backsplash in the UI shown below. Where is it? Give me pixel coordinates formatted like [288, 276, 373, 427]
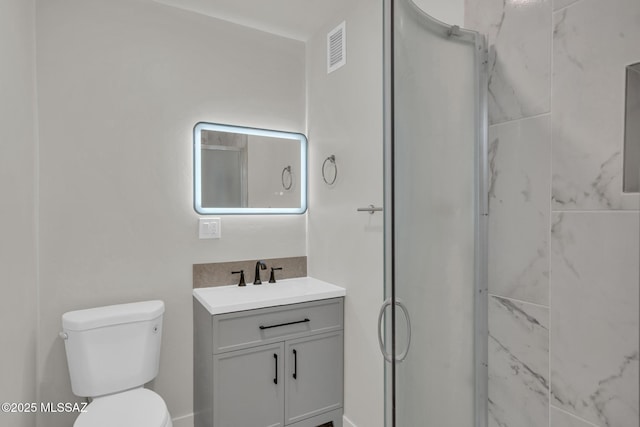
[193, 256, 307, 288]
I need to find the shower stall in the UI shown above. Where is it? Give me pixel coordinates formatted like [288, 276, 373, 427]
[380, 0, 488, 425]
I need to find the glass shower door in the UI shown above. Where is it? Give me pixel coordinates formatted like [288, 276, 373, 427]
[382, 0, 488, 426]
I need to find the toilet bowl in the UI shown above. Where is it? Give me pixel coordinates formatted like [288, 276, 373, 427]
[74, 388, 172, 427]
[61, 300, 172, 427]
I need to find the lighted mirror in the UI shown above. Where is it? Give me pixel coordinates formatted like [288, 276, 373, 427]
[194, 123, 307, 214]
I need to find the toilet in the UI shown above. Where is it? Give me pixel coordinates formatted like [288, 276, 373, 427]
[60, 300, 172, 427]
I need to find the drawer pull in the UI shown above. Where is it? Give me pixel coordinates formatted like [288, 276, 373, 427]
[259, 318, 310, 330]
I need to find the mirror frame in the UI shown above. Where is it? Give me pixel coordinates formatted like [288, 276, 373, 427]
[193, 122, 308, 215]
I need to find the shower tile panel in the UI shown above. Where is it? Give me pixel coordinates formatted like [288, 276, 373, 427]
[551, 0, 640, 210]
[550, 406, 596, 427]
[553, 0, 581, 11]
[488, 116, 551, 305]
[465, 0, 551, 125]
[550, 212, 639, 427]
[488, 295, 549, 427]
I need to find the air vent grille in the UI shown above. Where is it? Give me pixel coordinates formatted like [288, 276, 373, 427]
[327, 21, 346, 73]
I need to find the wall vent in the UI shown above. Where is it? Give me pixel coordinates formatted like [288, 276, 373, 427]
[327, 21, 346, 74]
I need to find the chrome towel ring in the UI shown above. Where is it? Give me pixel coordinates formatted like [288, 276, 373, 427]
[322, 155, 337, 185]
[281, 165, 292, 190]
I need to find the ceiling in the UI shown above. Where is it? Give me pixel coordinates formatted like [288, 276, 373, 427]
[151, 0, 357, 41]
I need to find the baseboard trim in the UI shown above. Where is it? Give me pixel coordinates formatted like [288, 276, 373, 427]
[172, 412, 350, 427]
[343, 415, 357, 427]
[172, 413, 194, 427]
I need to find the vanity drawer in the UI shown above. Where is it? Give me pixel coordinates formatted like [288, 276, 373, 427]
[212, 298, 343, 354]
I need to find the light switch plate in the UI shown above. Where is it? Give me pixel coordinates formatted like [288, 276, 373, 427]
[199, 218, 221, 239]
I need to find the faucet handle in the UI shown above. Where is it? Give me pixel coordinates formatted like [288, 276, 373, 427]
[268, 267, 283, 283]
[232, 270, 246, 287]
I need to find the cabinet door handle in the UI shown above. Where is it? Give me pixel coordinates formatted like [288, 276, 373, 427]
[259, 318, 310, 330]
[292, 349, 297, 379]
[273, 354, 278, 384]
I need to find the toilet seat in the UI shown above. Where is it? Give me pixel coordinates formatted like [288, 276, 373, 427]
[74, 388, 172, 427]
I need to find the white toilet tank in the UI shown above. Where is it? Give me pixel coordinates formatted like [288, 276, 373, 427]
[61, 300, 165, 398]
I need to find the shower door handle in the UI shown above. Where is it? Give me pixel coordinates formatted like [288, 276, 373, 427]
[395, 300, 412, 362]
[377, 298, 412, 363]
[377, 298, 393, 362]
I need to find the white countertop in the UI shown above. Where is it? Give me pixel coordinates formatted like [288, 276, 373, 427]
[193, 276, 346, 315]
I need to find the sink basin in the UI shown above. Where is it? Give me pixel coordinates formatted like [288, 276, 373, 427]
[193, 277, 346, 315]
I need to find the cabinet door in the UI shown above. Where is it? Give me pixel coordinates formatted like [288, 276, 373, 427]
[213, 343, 284, 427]
[285, 331, 343, 424]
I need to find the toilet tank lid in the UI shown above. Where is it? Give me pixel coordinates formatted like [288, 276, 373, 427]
[62, 300, 165, 331]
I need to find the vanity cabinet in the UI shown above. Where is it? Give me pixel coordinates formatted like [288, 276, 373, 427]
[194, 296, 344, 427]
[213, 343, 285, 427]
[285, 332, 343, 424]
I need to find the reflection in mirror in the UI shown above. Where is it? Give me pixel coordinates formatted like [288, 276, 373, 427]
[194, 123, 307, 214]
[624, 62, 640, 192]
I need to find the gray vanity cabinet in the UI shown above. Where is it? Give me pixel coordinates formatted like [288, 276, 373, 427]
[213, 343, 285, 427]
[285, 332, 343, 424]
[194, 297, 344, 427]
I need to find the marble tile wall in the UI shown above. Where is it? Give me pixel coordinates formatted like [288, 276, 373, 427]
[488, 296, 549, 427]
[488, 115, 551, 305]
[552, 0, 580, 12]
[465, 0, 551, 125]
[550, 407, 598, 427]
[550, 212, 638, 427]
[465, 0, 640, 425]
[551, 0, 640, 210]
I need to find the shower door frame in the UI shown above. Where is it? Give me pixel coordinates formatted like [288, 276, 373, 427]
[381, 0, 489, 426]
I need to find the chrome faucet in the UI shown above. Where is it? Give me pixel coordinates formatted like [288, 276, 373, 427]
[254, 260, 267, 285]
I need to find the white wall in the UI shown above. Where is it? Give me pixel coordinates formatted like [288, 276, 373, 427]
[305, 1, 467, 426]
[305, 1, 466, 426]
[0, 1, 38, 427]
[1, 0, 473, 426]
[34, 1, 306, 425]
[306, 1, 384, 426]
